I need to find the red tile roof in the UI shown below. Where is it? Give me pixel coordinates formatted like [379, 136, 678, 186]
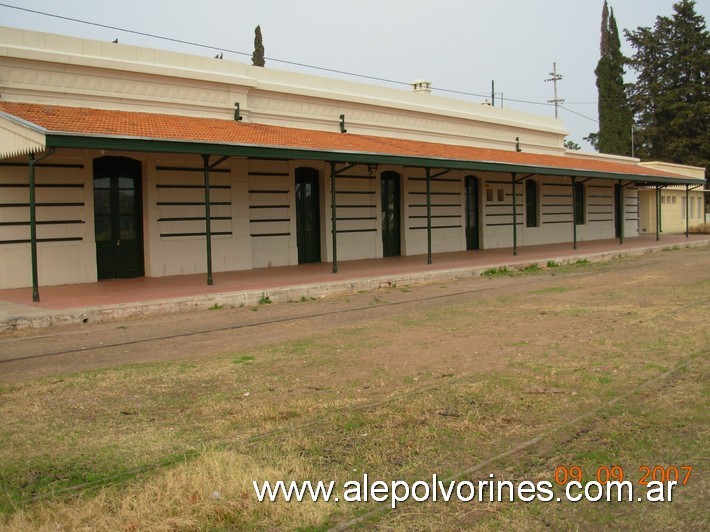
[0, 102, 698, 182]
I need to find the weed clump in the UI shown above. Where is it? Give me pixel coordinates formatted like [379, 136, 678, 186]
[482, 266, 511, 277]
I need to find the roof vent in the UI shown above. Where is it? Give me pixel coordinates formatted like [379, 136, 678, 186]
[411, 79, 432, 93]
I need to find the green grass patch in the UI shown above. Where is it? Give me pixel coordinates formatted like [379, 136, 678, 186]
[530, 286, 571, 295]
[482, 266, 511, 277]
[520, 263, 542, 273]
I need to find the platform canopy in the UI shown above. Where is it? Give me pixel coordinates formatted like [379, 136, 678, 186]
[0, 102, 705, 186]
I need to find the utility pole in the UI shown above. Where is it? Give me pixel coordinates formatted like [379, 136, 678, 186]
[545, 62, 564, 118]
[490, 80, 504, 108]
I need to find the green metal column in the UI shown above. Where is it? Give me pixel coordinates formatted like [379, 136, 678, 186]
[655, 186, 660, 242]
[202, 154, 213, 286]
[27, 150, 54, 303]
[426, 167, 432, 264]
[618, 179, 624, 245]
[571, 176, 577, 250]
[685, 184, 689, 238]
[28, 153, 40, 302]
[330, 162, 338, 274]
[511, 173, 518, 256]
[658, 186, 663, 234]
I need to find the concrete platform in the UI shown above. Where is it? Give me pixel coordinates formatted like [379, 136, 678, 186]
[1, 234, 708, 331]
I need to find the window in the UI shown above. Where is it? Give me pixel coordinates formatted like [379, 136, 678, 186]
[525, 179, 538, 227]
[486, 186, 508, 204]
[690, 197, 695, 219]
[681, 197, 686, 219]
[574, 182, 585, 225]
[698, 198, 704, 219]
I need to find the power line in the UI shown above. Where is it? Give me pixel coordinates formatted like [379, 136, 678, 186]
[559, 105, 599, 124]
[0, 2, 582, 111]
[0, 3, 246, 57]
[0, 3, 410, 87]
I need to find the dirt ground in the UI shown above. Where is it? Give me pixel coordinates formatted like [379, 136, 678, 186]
[1, 246, 708, 529]
[1, 246, 707, 385]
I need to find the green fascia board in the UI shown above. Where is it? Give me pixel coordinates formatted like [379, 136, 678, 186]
[46, 134, 705, 186]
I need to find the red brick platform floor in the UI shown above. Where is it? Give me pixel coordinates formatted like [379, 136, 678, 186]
[1, 234, 707, 315]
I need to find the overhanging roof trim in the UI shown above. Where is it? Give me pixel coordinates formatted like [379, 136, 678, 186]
[45, 131, 705, 185]
[0, 111, 48, 159]
[1, 102, 703, 186]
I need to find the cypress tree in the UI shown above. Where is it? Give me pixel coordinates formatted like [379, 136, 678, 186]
[252, 25, 265, 67]
[593, 1, 634, 155]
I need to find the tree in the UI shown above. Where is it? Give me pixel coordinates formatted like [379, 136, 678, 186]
[590, 1, 634, 155]
[625, 0, 709, 177]
[583, 132, 599, 151]
[564, 139, 581, 151]
[252, 25, 265, 67]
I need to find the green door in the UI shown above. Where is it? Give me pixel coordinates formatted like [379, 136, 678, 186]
[465, 176, 480, 250]
[93, 157, 144, 279]
[295, 168, 321, 264]
[614, 183, 623, 238]
[381, 171, 401, 257]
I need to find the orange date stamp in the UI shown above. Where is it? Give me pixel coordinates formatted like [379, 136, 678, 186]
[554, 465, 693, 486]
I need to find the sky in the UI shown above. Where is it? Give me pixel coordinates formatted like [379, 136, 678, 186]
[1, 0, 707, 151]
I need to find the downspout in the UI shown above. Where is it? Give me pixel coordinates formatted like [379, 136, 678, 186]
[28, 149, 55, 303]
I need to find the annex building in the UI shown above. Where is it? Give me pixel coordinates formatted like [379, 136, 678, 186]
[0, 27, 706, 299]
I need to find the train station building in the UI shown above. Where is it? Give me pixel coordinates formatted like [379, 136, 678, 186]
[0, 27, 706, 300]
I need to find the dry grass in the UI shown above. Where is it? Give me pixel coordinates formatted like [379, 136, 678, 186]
[1, 247, 708, 529]
[4, 451, 333, 531]
[688, 222, 710, 234]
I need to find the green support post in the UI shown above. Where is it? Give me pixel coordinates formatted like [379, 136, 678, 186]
[426, 167, 432, 264]
[619, 179, 624, 245]
[202, 154, 213, 286]
[511, 173, 518, 256]
[655, 186, 660, 242]
[685, 185, 689, 238]
[29, 153, 39, 302]
[27, 150, 54, 303]
[330, 162, 338, 274]
[571, 176, 577, 250]
[659, 186, 663, 234]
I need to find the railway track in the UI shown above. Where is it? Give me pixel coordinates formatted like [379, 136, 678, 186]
[0, 249, 699, 367]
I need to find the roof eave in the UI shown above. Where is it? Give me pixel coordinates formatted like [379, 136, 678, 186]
[0, 111, 48, 159]
[45, 133, 706, 186]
